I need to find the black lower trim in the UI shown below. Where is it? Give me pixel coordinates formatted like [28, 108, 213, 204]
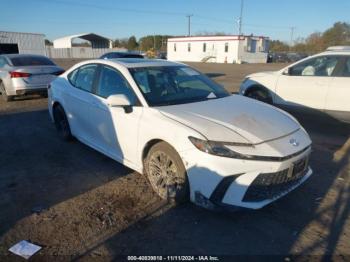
[209, 174, 244, 203]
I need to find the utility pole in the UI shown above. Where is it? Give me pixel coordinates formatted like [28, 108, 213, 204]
[238, 0, 244, 35]
[186, 14, 193, 36]
[290, 26, 296, 46]
[153, 34, 156, 50]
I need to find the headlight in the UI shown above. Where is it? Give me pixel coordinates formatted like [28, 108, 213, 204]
[188, 136, 255, 159]
[188, 136, 310, 161]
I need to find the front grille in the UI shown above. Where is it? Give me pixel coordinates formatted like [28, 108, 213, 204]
[243, 159, 308, 202]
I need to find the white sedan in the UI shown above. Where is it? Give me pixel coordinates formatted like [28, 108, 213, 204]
[48, 58, 312, 210]
[239, 46, 350, 123]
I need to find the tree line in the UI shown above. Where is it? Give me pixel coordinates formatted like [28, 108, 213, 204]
[270, 22, 350, 54]
[45, 21, 349, 54]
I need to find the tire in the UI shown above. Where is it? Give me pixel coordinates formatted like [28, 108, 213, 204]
[0, 83, 13, 102]
[144, 142, 189, 203]
[246, 87, 273, 104]
[53, 105, 73, 141]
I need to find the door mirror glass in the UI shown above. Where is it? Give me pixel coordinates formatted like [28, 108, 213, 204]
[283, 68, 290, 75]
[107, 94, 131, 107]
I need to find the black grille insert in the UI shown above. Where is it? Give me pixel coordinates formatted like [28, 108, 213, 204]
[243, 159, 308, 202]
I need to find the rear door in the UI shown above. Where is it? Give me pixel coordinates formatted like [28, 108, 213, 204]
[325, 55, 350, 122]
[275, 55, 341, 110]
[64, 64, 99, 143]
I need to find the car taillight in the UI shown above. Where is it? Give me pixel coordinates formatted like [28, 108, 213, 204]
[10, 71, 31, 78]
[52, 70, 65, 76]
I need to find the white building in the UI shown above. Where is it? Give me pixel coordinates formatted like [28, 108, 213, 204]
[167, 35, 269, 64]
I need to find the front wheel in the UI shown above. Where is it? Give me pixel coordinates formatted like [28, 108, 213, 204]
[144, 142, 189, 203]
[246, 88, 273, 104]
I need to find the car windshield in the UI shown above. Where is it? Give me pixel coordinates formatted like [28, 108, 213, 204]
[10, 56, 55, 66]
[129, 66, 230, 106]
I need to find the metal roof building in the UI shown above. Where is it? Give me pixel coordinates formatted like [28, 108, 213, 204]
[53, 33, 113, 49]
[0, 31, 46, 55]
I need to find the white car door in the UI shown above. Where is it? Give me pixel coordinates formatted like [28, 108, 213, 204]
[274, 55, 341, 110]
[88, 65, 143, 165]
[325, 56, 350, 121]
[64, 64, 99, 143]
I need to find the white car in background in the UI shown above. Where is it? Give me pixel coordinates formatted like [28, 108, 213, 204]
[240, 46, 350, 123]
[0, 54, 64, 101]
[48, 58, 312, 210]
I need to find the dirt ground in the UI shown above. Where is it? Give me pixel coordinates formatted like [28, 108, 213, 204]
[0, 60, 349, 261]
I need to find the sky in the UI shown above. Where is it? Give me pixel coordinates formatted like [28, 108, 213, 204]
[1, 0, 349, 43]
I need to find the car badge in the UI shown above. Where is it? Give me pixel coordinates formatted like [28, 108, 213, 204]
[289, 138, 299, 147]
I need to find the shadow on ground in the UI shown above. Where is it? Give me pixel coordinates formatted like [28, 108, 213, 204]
[0, 101, 349, 260]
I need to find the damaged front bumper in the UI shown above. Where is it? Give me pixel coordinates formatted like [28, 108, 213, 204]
[181, 143, 312, 211]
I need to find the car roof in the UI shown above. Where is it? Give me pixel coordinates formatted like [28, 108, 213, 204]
[316, 50, 350, 56]
[103, 51, 140, 55]
[103, 58, 185, 68]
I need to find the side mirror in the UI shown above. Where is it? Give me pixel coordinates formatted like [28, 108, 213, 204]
[107, 94, 131, 107]
[283, 67, 293, 76]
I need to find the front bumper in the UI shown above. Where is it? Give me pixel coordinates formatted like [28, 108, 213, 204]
[181, 145, 312, 210]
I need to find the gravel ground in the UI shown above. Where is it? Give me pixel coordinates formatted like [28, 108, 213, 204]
[0, 60, 349, 261]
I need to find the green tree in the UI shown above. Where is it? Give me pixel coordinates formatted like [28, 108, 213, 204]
[291, 22, 350, 53]
[113, 38, 128, 48]
[44, 39, 53, 46]
[269, 40, 290, 52]
[127, 36, 138, 50]
[139, 35, 172, 51]
[322, 22, 350, 47]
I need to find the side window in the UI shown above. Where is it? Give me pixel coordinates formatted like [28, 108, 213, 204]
[67, 68, 79, 86]
[96, 66, 137, 104]
[290, 56, 340, 77]
[74, 64, 98, 92]
[224, 43, 229, 53]
[340, 57, 350, 77]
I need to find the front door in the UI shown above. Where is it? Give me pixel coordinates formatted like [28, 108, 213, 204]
[89, 65, 143, 165]
[275, 55, 341, 110]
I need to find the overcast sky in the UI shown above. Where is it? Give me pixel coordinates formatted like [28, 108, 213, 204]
[1, 0, 349, 42]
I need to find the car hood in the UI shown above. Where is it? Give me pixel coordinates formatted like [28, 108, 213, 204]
[157, 95, 300, 144]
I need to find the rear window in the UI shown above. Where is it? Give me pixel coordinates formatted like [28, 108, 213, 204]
[122, 54, 144, 58]
[10, 56, 55, 66]
[102, 53, 143, 59]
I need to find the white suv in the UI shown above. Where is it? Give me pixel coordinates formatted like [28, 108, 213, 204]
[239, 46, 350, 123]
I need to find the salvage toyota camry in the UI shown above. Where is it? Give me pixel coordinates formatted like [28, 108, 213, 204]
[48, 58, 312, 210]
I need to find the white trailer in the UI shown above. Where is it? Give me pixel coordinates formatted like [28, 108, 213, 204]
[167, 35, 269, 64]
